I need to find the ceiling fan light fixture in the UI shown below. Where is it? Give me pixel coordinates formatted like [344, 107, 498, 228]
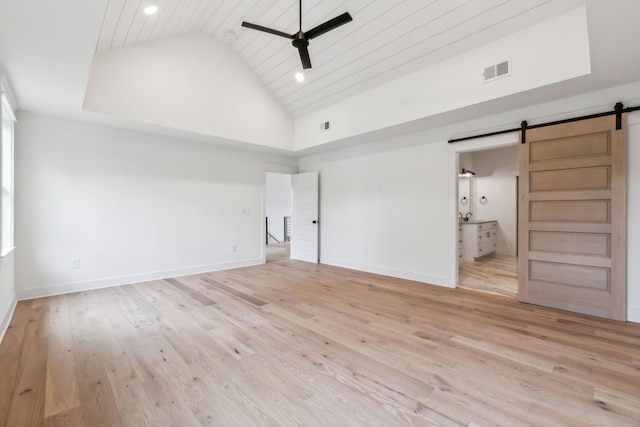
[144, 4, 158, 15]
[241, 0, 352, 70]
[295, 72, 305, 82]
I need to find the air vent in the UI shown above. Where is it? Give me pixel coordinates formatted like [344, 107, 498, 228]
[483, 60, 511, 82]
[319, 121, 330, 132]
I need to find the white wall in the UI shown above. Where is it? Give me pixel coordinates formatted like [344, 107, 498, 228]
[10, 88, 640, 323]
[265, 173, 292, 243]
[470, 145, 519, 255]
[300, 83, 640, 322]
[299, 136, 452, 286]
[84, 34, 294, 151]
[14, 112, 296, 299]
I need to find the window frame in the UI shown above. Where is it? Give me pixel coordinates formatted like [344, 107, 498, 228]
[0, 75, 17, 257]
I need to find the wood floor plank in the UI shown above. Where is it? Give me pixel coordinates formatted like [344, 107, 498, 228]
[189, 390, 260, 427]
[0, 298, 32, 355]
[103, 354, 148, 410]
[0, 303, 31, 425]
[201, 277, 268, 307]
[163, 277, 217, 306]
[1, 248, 640, 426]
[73, 334, 122, 427]
[93, 287, 131, 329]
[0, 349, 21, 426]
[118, 285, 163, 339]
[5, 336, 48, 427]
[44, 406, 82, 427]
[116, 402, 164, 427]
[5, 299, 49, 427]
[130, 336, 204, 424]
[45, 341, 79, 419]
[137, 280, 221, 331]
[459, 254, 518, 297]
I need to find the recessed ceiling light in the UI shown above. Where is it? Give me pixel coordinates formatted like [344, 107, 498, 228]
[222, 30, 237, 43]
[295, 72, 305, 82]
[144, 5, 158, 15]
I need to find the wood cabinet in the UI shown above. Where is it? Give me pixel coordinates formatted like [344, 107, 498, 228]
[462, 221, 497, 262]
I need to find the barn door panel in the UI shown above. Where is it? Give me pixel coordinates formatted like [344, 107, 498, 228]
[518, 115, 626, 320]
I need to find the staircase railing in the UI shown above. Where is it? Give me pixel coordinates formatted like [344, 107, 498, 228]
[265, 217, 282, 244]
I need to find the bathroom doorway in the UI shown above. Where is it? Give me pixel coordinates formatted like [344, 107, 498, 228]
[457, 145, 519, 298]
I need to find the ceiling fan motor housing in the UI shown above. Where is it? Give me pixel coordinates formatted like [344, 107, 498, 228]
[292, 34, 309, 49]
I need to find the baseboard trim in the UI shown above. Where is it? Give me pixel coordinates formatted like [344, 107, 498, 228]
[320, 257, 451, 288]
[0, 294, 17, 343]
[16, 258, 264, 301]
[627, 307, 640, 323]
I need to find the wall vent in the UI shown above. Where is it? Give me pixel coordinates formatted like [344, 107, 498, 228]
[319, 121, 330, 132]
[483, 60, 511, 82]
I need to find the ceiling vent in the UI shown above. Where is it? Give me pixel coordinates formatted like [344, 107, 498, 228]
[483, 60, 511, 82]
[319, 121, 330, 132]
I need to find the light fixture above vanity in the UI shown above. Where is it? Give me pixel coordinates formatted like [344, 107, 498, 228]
[458, 168, 476, 178]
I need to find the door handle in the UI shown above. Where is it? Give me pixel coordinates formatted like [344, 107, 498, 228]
[312, 220, 317, 224]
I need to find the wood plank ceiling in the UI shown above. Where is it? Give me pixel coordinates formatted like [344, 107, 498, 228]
[96, 0, 584, 117]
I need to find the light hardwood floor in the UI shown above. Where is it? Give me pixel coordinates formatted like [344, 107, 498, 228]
[459, 254, 518, 298]
[265, 242, 290, 263]
[1, 257, 639, 426]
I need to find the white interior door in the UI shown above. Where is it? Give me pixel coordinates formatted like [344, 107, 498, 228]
[291, 171, 319, 263]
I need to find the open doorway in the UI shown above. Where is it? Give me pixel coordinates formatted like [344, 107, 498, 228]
[457, 145, 519, 298]
[265, 173, 292, 263]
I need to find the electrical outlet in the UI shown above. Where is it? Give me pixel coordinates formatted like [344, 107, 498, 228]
[231, 244, 237, 253]
[71, 258, 80, 269]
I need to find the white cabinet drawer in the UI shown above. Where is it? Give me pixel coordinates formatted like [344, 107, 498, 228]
[477, 229, 493, 241]
[462, 221, 498, 261]
[477, 221, 497, 231]
[479, 238, 496, 254]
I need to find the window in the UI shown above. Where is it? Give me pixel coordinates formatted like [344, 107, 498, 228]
[1, 76, 16, 255]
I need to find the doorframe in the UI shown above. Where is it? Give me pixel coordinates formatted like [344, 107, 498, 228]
[263, 170, 296, 264]
[450, 135, 519, 289]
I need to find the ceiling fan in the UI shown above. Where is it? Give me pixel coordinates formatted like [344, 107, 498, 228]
[241, 0, 353, 69]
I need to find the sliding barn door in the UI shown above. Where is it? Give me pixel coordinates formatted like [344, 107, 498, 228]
[518, 115, 627, 320]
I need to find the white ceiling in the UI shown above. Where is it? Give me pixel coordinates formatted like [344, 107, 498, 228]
[1, 0, 640, 151]
[96, 0, 585, 117]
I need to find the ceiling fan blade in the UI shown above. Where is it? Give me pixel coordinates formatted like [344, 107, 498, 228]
[297, 44, 312, 69]
[305, 12, 352, 40]
[241, 22, 293, 39]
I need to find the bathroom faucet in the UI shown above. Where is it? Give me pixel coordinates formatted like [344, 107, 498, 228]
[458, 212, 463, 219]
[464, 212, 472, 221]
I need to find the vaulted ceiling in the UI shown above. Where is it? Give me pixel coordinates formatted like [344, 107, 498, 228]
[96, 0, 584, 116]
[1, 0, 640, 153]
